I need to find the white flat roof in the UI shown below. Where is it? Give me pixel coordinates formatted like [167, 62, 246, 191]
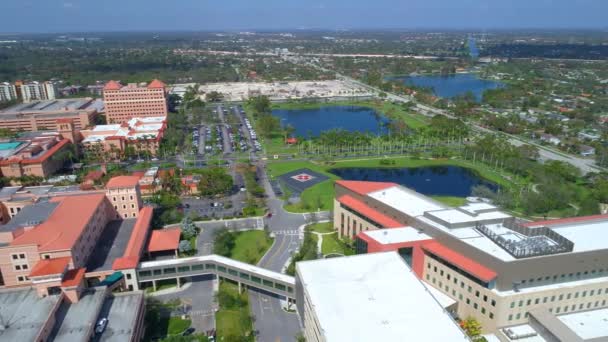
[415, 216, 517, 261]
[368, 186, 445, 218]
[557, 308, 608, 340]
[425, 208, 511, 226]
[362, 227, 431, 245]
[551, 220, 608, 253]
[296, 252, 468, 342]
[92, 124, 121, 132]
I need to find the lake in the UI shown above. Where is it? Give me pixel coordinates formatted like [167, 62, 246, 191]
[271, 105, 389, 137]
[389, 73, 504, 102]
[329, 166, 497, 197]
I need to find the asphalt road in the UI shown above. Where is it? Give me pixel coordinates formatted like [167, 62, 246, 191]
[245, 164, 331, 342]
[153, 275, 217, 336]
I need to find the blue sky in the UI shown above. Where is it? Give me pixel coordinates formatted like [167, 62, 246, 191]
[1, 0, 607, 33]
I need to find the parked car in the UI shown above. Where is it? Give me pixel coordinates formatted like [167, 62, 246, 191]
[182, 327, 195, 336]
[95, 317, 108, 334]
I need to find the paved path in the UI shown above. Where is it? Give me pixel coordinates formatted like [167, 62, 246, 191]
[153, 275, 217, 335]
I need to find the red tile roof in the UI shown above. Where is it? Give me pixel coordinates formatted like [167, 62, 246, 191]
[61, 268, 86, 288]
[11, 194, 106, 252]
[147, 79, 166, 89]
[131, 171, 145, 179]
[423, 242, 497, 283]
[335, 180, 398, 196]
[29, 257, 71, 278]
[146, 227, 181, 253]
[522, 214, 608, 228]
[106, 175, 141, 189]
[112, 206, 153, 270]
[337, 195, 403, 228]
[104, 80, 123, 90]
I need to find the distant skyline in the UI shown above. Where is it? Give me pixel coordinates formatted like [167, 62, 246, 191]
[1, 0, 607, 33]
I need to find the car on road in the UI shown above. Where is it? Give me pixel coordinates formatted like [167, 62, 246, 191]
[95, 317, 108, 334]
[182, 327, 195, 336]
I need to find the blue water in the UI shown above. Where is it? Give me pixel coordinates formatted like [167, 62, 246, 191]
[329, 166, 498, 197]
[272, 105, 389, 137]
[390, 73, 504, 102]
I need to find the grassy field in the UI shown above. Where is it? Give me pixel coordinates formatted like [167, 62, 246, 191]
[308, 222, 334, 233]
[321, 234, 355, 256]
[230, 230, 274, 264]
[267, 156, 515, 212]
[167, 317, 192, 335]
[215, 281, 254, 340]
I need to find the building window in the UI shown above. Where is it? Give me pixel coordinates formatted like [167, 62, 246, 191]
[481, 308, 486, 314]
[518, 300, 523, 307]
[14, 265, 21, 271]
[126, 273, 132, 280]
[19, 254, 25, 259]
[475, 291, 480, 297]
[510, 302, 515, 308]
[508, 314, 513, 321]
[11, 254, 18, 260]
[516, 313, 521, 320]
[491, 299, 496, 307]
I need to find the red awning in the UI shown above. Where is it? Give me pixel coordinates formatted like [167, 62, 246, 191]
[423, 242, 497, 283]
[338, 195, 402, 228]
[146, 227, 181, 253]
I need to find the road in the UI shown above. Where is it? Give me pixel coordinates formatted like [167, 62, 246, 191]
[153, 274, 217, 335]
[247, 163, 329, 342]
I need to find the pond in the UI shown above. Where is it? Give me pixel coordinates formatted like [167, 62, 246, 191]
[329, 166, 497, 197]
[271, 105, 389, 137]
[389, 73, 503, 102]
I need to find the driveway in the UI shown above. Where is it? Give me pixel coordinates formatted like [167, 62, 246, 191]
[153, 274, 217, 335]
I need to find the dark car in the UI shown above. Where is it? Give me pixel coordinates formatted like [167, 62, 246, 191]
[182, 327, 195, 336]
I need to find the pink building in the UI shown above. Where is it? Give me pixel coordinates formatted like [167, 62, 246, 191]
[0, 175, 151, 294]
[103, 80, 168, 123]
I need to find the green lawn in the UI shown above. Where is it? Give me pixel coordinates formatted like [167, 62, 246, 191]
[230, 230, 274, 264]
[431, 196, 468, 207]
[267, 156, 516, 212]
[167, 317, 192, 335]
[145, 278, 178, 293]
[308, 222, 334, 233]
[215, 281, 254, 341]
[321, 234, 354, 256]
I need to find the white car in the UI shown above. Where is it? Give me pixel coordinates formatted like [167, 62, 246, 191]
[95, 317, 108, 334]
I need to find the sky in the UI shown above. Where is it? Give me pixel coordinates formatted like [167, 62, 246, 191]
[1, 0, 607, 33]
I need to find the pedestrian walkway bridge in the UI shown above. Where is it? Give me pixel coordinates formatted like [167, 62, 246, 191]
[136, 254, 295, 299]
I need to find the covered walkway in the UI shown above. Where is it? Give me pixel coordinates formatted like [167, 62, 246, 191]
[136, 254, 295, 299]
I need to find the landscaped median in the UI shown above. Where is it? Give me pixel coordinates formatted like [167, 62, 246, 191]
[213, 228, 274, 340]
